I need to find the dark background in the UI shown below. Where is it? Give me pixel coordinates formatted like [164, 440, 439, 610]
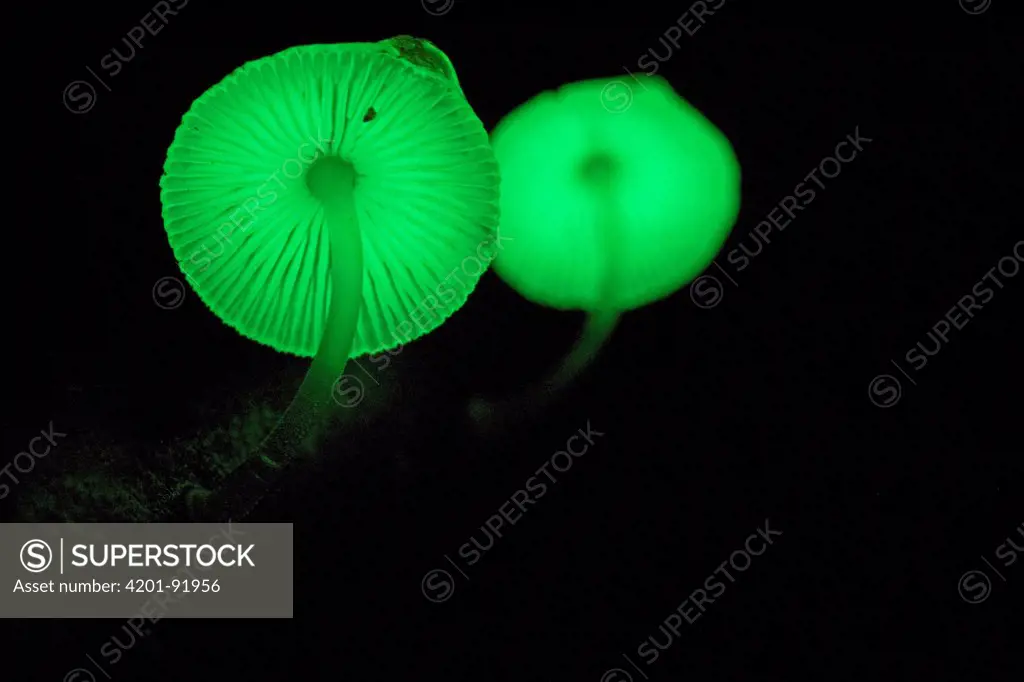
[8, 1, 1020, 680]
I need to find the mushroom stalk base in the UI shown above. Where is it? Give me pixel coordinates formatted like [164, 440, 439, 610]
[469, 309, 619, 430]
[191, 159, 363, 521]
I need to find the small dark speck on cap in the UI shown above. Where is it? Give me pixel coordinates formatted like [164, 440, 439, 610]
[363, 107, 377, 122]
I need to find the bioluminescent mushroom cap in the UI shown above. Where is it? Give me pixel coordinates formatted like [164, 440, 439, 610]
[160, 38, 499, 357]
[490, 75, 740, 312]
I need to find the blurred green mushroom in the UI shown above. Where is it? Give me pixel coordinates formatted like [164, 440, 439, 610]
[160, 37, 499, 519]
[471, 74, 740, 425]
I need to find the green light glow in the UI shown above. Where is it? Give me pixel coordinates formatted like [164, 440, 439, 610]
[473, 75, 740, 425]
[161, 39, 497, 359]
[160, 38, 499, 519]
[490, 75, 740, 311]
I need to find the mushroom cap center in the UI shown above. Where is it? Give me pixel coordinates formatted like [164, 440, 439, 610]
[305, 155, 356, 202]
[578, 151, 620, 186]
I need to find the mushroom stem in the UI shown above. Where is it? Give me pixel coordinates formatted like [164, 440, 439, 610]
[468, 308, 619, 430]
[470, 153, 624, 431]
[190, 157, 364, 521]
[544, 308, 620, 392]
[295, 157, 364, 410]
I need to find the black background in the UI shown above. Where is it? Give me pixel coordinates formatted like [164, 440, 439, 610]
[8, 1, 1021, 680]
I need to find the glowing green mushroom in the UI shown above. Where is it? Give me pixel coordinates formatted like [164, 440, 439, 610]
[472, 75, 739, 423]
[160, 37, 499, 519]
